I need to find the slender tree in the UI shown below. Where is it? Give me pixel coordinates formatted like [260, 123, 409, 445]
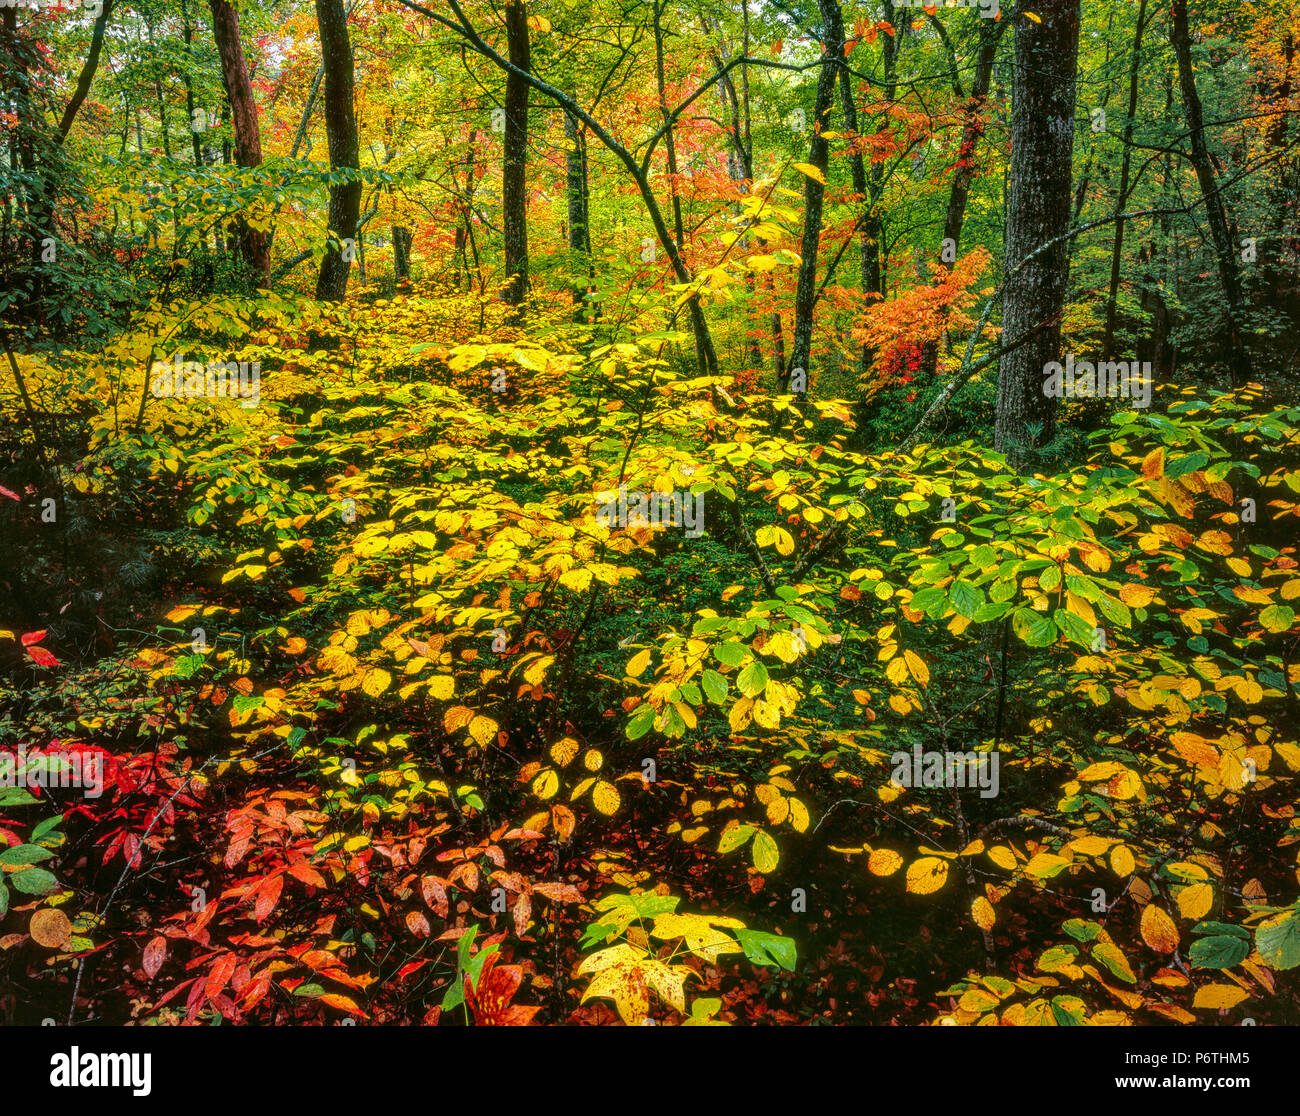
[994, 0, 1080, 466]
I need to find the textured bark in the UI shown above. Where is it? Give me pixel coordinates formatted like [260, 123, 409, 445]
[501, 1, 530, 308]
[1170, 0, 1252, 386]
[564, 109, 592, 319]
[787, 4, 840, 387]
[313, 0, 361, 301]
[210, 0, 269, 283]
[392, 226, 412, 279]
[994, 0, 1080, 466]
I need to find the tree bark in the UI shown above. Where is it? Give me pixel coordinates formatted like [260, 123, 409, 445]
[564, 109, 592, 320]
[209, 0, 270, 283]
[787, 5, 841, 388]
[502, 1, 530, 308]
[994, 0, 1080, 466]
[1170, 0, 1252, 386]
[313, 0, 361, 301]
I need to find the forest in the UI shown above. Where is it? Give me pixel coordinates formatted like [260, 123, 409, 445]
[0, 0, 1298, 1029]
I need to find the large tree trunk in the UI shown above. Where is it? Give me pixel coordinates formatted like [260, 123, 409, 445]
[313, 0, 361, 302]
[501, 1, 530, 309]
[994, 0, 1080, 467]
[209, 0, 269, 284]
[1170, 0, 1252, 386]
[787, 4, 841, 389]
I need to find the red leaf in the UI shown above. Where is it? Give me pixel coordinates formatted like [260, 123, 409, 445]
[0, 485, 19, 501]
[287, 861, 326, 888]
[253, 873, 283, 922]
[26, 646, 60, 667]
[142, 935, 167, 979]
[205, 953, 237, 1002]
[20, 630, 45, 646]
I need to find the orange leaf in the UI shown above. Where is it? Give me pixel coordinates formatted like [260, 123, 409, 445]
[1140, 904, 1179, 953]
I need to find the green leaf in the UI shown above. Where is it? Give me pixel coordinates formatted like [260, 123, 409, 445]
[718, 824, 754, 854]
[701, 669, 728, 705]
[714, 640, 747, 667]
[1255, 908, 1300, 970]
[1012, 608, 1056, 648]
[1188, 934, 1251, 970]
[735, 928, 798, 971]
[0, 844, 55, 866]
[736, 659, 769, 698]
[11, 867, 58, 896]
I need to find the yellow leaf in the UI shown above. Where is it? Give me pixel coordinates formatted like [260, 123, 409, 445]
[905, 857, 950, 895]
[1193, 984, 1250, 1010]
[787, 797, 810, 833]
[532, 769, 560, 800]
[903, 649, 930, 687]
[885, 656, 909, 685]
[425, 674, 455, 701]
[868, 849, 902, 876]
[791, 161, 827, 185]
[626, 648, 651, 678]
[583, 749, 604, 772]
[468, 715, 498, 746]
[591, 780, 621, 816]
[550, 738, 579, 767]
[362, 668, 391, 698]
[1141, 447, 1165, 478]
[1110, 844, 1136, 877]
[888, 693, 912, 715]
[751, 829, 779, 873]
[1023, 11, 1042, 21]
[971, 897, 995, 932]
[987, 845, 1017, 871]
[1140, 905, 1179, 953]
[523, 655, 553, 686]
[1176, 882, 1214, 920]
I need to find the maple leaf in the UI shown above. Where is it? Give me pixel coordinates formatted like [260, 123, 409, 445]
[576, 943, 687, 1025]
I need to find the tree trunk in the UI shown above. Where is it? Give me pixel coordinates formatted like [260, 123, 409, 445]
[209, 0, 269, 283]
[393, 226, 412, 280]
[58, 1, 115, 140]
[564, 108, 592, 319]
[994, 0, 1080, 466]
[788, 6, 840, 388]
[1170, 0, 1252, 386]
[826, 0, 871, 380]
[502, 1, 530, 308]
[313, 0, 361, 302]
